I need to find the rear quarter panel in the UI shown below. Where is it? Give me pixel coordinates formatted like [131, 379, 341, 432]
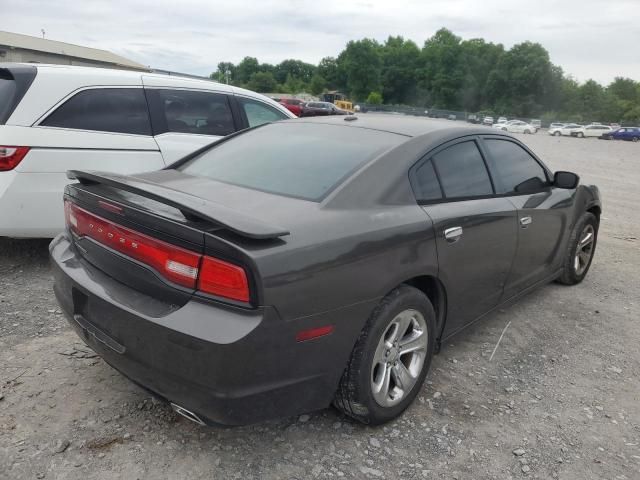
[253, 205, 438, 321]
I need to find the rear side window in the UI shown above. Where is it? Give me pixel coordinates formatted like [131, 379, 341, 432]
[178, 122, 403, 201]
[431, 141, 493, 198]
[0, 78, 18, 124]
[0, 66, 37, 125]
[483, 139, 548, 194]
[238, 97, 289, 128]
[412, 160, 442, 202]
[156, 89, 235, 136]
[42, 88, 151, 135]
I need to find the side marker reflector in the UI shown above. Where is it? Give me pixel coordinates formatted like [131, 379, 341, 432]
[296, 325, 335, 342]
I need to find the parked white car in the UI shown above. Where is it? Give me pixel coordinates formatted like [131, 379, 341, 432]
[571, 124, 613, 138]
[558, 124, 583, 136]
[0, 64, 295, 238]
[497, 116, 507, 124]
[483, 116, 494, 126]
[493, 120, 537, 134]
[548, 123, 567, 135]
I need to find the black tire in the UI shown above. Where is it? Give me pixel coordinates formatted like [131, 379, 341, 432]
[554, 131, 561, 136]
[577, 132, 584, 138]
[557, 212, 599, 285]
[333, 285, 436, 425]
[633, 136, 639, 142]
[524, 129, 531, 134]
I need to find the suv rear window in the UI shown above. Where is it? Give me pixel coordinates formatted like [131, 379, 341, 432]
[178, 123, 403, 201]
[41, 88, 151, 135]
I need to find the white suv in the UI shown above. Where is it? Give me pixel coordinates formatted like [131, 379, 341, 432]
[0, 64, 295, 238]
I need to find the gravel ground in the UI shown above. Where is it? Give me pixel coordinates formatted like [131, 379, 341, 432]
[1, 126, 639, 479]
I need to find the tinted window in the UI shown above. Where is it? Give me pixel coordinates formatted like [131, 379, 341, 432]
[483, 139, 548, 194]
[431, 141, 493, 198]
[238, 98, 288, 128]
[42, 88, 151, 135]
[178, 122, 403, 201]
[156, 89, 234, 136]
[0, 78, 17, 124]
[412, 160, 442, 201]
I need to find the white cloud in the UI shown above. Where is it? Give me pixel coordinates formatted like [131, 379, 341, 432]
[4, 0, 639, 83]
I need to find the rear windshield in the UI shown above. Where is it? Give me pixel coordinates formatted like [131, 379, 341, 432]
[0, 78, 18, 124]
[177, 122, 404, 201]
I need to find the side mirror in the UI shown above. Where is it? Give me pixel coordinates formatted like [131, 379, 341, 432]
[554, 171, 579, 189]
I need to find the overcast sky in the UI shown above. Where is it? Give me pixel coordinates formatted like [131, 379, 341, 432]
[4, 0, 639, 84]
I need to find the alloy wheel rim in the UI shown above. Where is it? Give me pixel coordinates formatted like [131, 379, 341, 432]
[371, 309, 428, 408]
[574, 224, 595, 276]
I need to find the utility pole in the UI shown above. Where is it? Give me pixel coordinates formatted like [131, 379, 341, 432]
[41, 29, 45, 39]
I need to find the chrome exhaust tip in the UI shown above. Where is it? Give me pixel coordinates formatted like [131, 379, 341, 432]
[170, 402, 206, 426]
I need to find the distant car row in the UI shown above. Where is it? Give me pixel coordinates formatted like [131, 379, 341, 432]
[548, 123, 640, 141]
[276, 98, 353, 117]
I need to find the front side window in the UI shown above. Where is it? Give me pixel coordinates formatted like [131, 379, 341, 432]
[483, 139, 548, 194]
[238, 97, 289, 128]
[42, 88, 151, 135]
[431, 141, 493, 198]
[157, 90, 235, 136]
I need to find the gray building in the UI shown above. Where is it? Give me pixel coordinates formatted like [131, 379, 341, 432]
[0, 31, 148, 71]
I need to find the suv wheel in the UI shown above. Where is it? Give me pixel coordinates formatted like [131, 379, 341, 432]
[557, 212, 599, 285]
[333, 285, 436, 424]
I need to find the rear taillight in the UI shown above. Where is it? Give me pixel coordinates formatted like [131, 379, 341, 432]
[198, 256, 250, 302]
[0, 146, 30, 171]
[65, 201, 251, 303]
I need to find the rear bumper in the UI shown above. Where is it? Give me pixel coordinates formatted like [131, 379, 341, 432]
[50, 234, 369, 425]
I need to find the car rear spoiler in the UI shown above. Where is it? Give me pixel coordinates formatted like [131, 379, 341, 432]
[67, 170, 290, 240]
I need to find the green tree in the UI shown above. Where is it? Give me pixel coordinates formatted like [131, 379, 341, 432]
[366, 92, 383, 104]
[282, 73, 306, 94]
[212, 62, 236, 84]
[338, 39, 382, 101]
[246, 71, 278, 93]
[380, 36, 420, 104]
[419, 28, 465, 109]
[318, 57, 345, 90]
[309, 74, 327, 95]
[235, 57, 261, 85]
[274, 60, 316, 84]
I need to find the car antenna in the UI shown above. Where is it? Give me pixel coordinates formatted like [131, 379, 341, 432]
[344, 116, 358, 122]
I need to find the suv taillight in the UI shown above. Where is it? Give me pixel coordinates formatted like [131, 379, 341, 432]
[65, 201, 251, 303]
[0, 146, 30, 171]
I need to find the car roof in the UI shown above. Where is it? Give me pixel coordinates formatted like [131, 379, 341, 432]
[283, 115, 495, 138]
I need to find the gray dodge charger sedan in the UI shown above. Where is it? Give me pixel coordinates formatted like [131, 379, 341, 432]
[50, 115, 602, 425]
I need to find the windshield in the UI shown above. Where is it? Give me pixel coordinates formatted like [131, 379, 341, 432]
[178, 122, 404, 201]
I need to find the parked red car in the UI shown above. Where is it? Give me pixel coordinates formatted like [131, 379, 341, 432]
[279, 98, 304, 117]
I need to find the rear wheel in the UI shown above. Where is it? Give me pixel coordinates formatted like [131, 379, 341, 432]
[333, 285, 436, 424]
[557, 212, 598, 285]
[633, 136, 639, 142]
[554, 131, 561, 136]
[577, 132, 584, 138]
[524, 129, 531, 134]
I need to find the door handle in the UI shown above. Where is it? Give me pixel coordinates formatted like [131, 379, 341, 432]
[444, 226, 463, 243]
[520, 216, 532, 227]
